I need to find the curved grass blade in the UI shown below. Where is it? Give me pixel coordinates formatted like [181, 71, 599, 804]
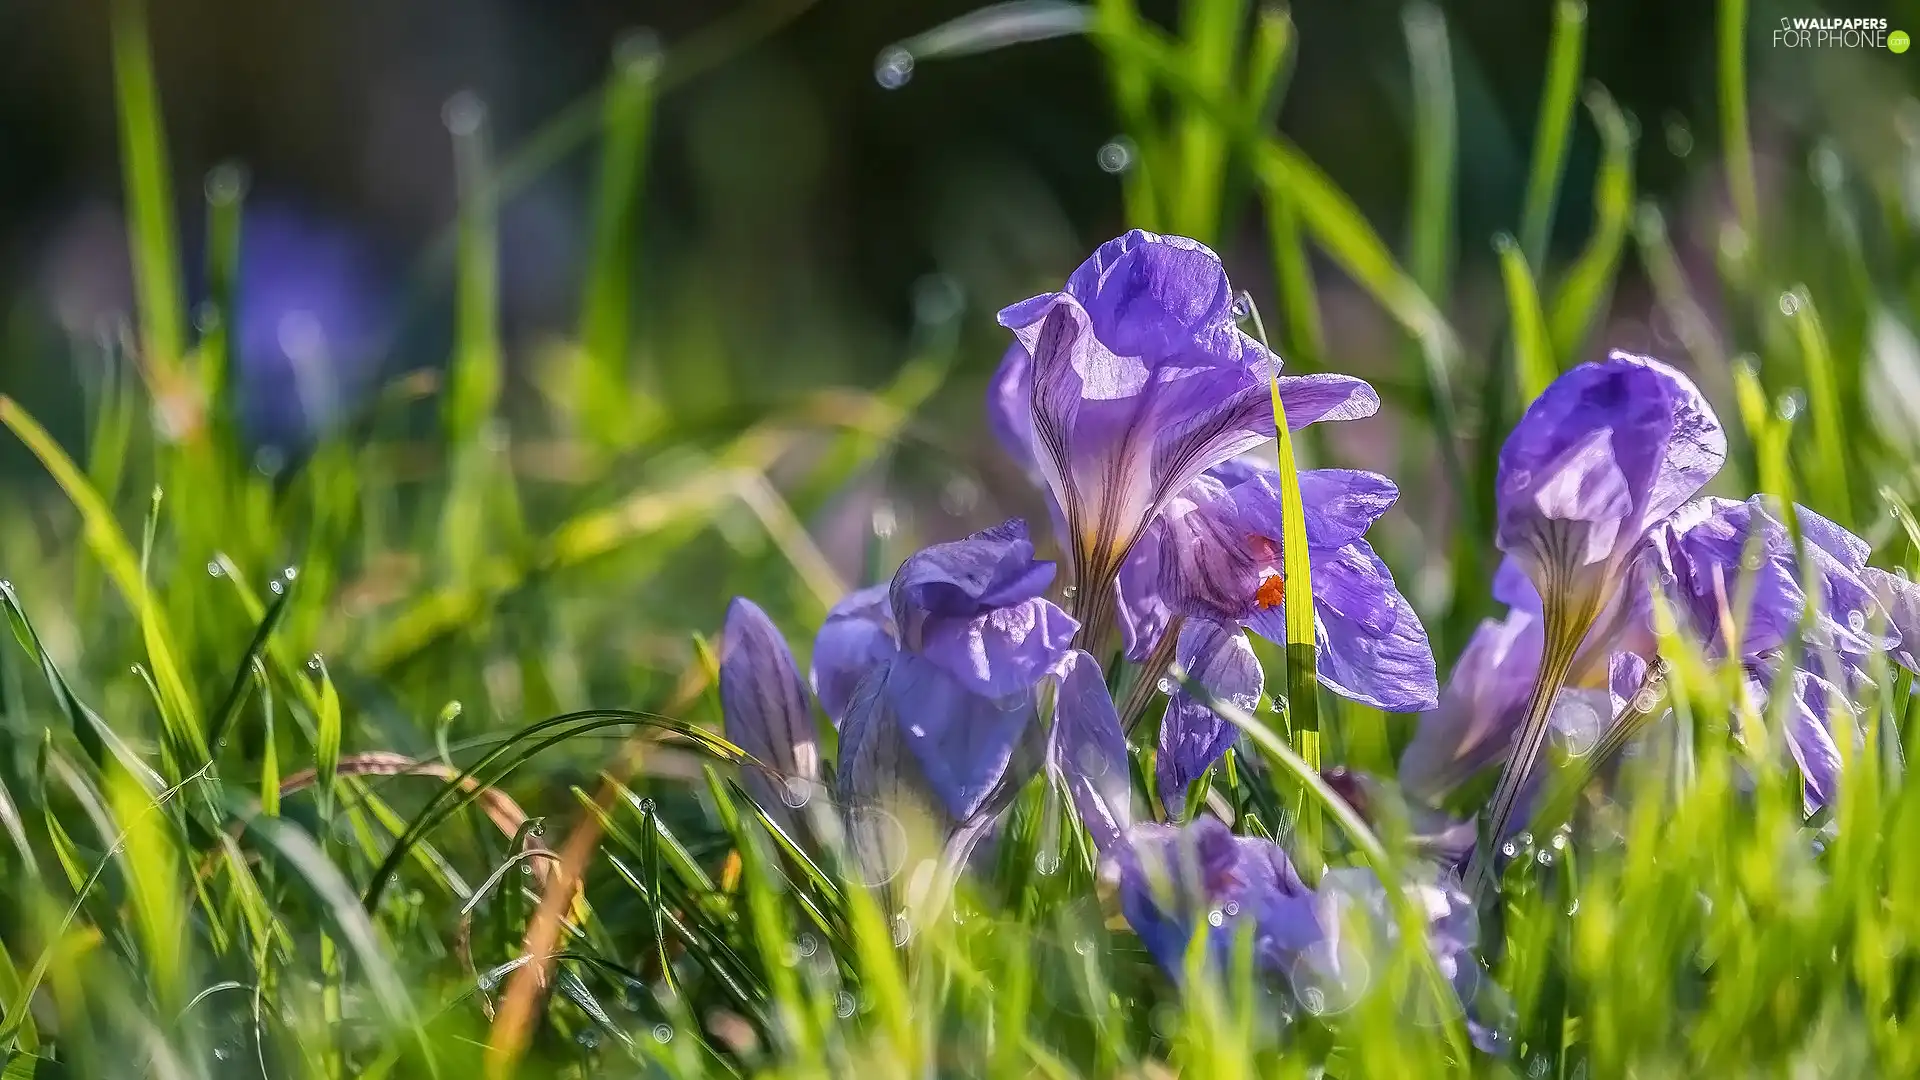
[1546, 85, 1634, 364]
[0, 582, 162, 791]
[363, 710, 747, 908]
[1496, 233, 1557, 406]
[204, 578, 296, 751]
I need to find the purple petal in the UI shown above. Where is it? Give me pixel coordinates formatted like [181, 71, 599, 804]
[1158, 620, 1263, 810]
[861, 652, 1040, 822]
[999, 232, 1297, 580]
[1116, 818, 1320, 976]
[720, 599, 823, 813]
[1780, 666, 1849, 812]
[889, 520, 1078, 696]
[987, 342, 1037, 473]
[1398, 610, 1543, 800]
[1244, 541, 1439, 712]
[1496, 353, 1726, 608]
[891, 518, 1055, 631]
[1115, 519, 1175, 661]
[810, 585, 897, 725]
[1050, 650, 1134, 852]
[1667, 496, 1890, 661]
[1865, 567, 1920, 674]
[1306, 542, 1440, 711]
[1274, 372, 1381, 428]
[1158, 473, 1271, 622]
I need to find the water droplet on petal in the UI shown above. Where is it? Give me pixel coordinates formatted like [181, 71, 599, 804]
[1848, 609, 1868, 633]
[1156, 677, 1175, 695]
[874, 46, 915, 89]
[1207, 908, 1225, 927]
[782, 777, 813, 808]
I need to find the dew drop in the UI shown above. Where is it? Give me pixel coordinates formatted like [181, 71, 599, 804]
[307, 653, 324, 672]
[1299, 986, 1327, 1015]
[1156, 677, 1175, 695]
[1034, 852, 1060, 875]
[205, 161, 250, 204]
[781, 777, 813, 808]
[576, 1028, 601, 1049]
[1779, 290, 1803, 317]
[891, 912, 914, 946]
[268, 578, 284, 595]
[1551, 830, 1569, 851]
[253, 445, 286, 477]
[1207, 908, 1225, 927]
[874, 46, 915, 89]
[1535, 848, 1555, 867]
[797, 933, 819, 958]
[1096, 137, 1134, 174]
[477, 974, 497, 991]
[1508, 468, 1533, 488]
[1632, 690, 1660, 713]
[1223, 901, 1240, 916]
[281, 566, 299, 582]
[1073, 937, 1096, 956]
[439, 700, 464, 724]
[651, 1023, 674, 1044]
[637, 797, 657, 815]
[193, 302, 221, 334]
[1848, 609, 1868, 633]
[207, 560, 225, 577]
[213, 1044, 231, 1062]
[1061, 584, 1079, 600]
[871, 503, 897, 539]
[443, 90, 486, 136]
[1663, 113, 1693, 158]
[835, 991, 857, 1018]
[1500, 841, 1519, 859]
[1777, 389, 1806, 422]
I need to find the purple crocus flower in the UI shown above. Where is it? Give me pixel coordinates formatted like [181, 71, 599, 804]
[995, 230, 1378, 646]
[1119, 456, 1437, 807]
[1112, 816, 1323, 975]
[718, 599, 826, 820]
[822, 519, 1079, 826]
[1471, 353, 1726, 850]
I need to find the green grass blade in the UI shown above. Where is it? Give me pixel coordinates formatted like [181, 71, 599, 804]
[1718, 0, 1759, 247]
[1547, 85, 1634, 364]
[1780, 287, 1854, 523]
[1402, 3, 1455, 299]
[577, 36, 663, 448]
[1496, 233, 1557, 405]
[110, 0, 184, 381]
[1519, 0, 1587, 266]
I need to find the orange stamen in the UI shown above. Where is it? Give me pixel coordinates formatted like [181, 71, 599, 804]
[1254, 574, 1287, 610]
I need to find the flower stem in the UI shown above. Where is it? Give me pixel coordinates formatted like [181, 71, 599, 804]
[1467, 594, 1585, 891]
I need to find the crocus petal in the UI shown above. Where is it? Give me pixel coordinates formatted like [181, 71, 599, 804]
[810, 585, 897, 725]
[999, 232, 1292, 582]
[1496, 353, 1726, 615]
[1116, 817, 1319, 976]
[719, 598, 822, 813]
[1158, 473, 1269, 622]
[1050, 650, 1134, 852]
[987, 342, 1038, 473]
[1115, 518, 1175, 661]
[890, 519, 1079, 697]
[1666, 496, 1891, 660]
[1158, 621, 1263, 810]
[1865, 567, 1920, 674]
[861, 652, 1039, 823]
[1274, 372, 1381, 428]
[1781, 666, 1849, 812]
[1296, 541, 1439, 711]
[1398, 610, 1543, 801]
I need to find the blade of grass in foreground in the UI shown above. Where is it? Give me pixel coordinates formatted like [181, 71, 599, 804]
[1242, 299, 1323, 875]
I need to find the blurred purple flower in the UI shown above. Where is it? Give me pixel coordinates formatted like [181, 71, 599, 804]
[994, 230, 1377, 645]
[232, 206, 393, 448]
[1113, 817, 1322, 975]
[830, 519, 1078, 824]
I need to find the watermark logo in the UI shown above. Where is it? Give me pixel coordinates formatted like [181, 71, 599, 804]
[1773, 16, 1904, 50]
